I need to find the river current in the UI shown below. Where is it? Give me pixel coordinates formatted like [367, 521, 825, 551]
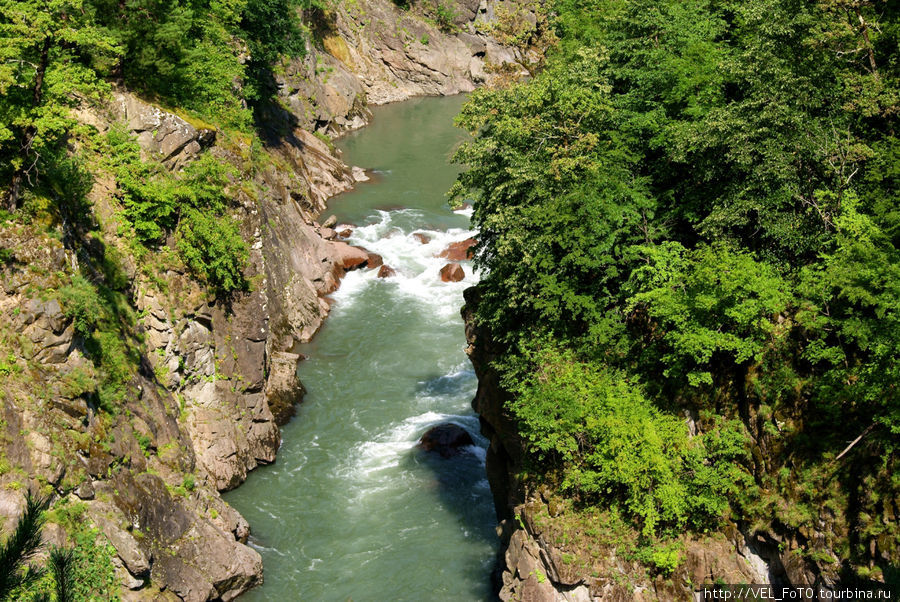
[224, 95, 498, 600]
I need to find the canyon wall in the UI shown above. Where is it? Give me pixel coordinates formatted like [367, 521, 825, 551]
[0, 0, 519, 599]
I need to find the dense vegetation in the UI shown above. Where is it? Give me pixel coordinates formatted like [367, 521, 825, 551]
[0, 0, 322, 294]
[0, 0, 320, 595]
[454, 0, 899, 580]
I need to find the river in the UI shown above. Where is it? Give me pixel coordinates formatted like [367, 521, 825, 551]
[224, 94, 498, 600]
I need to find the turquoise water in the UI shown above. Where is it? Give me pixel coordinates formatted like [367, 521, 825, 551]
[224, 95, 497, 601]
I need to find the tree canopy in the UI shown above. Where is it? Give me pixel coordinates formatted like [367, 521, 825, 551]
[454, 0, 900, 575]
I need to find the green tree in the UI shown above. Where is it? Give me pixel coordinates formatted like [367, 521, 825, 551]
[0, 494, 50, 599]
[0, 0, 119, 210]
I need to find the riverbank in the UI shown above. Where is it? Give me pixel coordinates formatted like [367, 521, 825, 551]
[0, 0, 521, 598]
[226, 96, 499, 600]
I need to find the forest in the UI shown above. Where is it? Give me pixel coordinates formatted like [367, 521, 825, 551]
[453, 0, 899, 582]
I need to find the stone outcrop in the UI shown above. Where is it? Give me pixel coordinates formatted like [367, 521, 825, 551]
[0, 225, 266, 599]
[437, 237, 476, 261]
[495, 498, 771, 602]
[277, 0, 520, 135]
[265, 351, 307, 425]
[417, 423, 475, 458]
[365, 252, 384, 269]
[440, 262, 465, 282]
[330, 241, 371, 270]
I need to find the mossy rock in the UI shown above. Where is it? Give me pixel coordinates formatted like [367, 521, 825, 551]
[323, 35, 353, 67]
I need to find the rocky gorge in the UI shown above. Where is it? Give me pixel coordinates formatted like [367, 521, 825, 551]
[0, 0, 520, 598]
[3, 0, 883, 599]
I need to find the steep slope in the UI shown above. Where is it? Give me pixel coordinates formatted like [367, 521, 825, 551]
[0, 0, 522, 598]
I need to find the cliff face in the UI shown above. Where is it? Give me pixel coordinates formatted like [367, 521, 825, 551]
[462, 287, 844, 602]
[0, 89, 358, 600]
[0, 0, 517, 599]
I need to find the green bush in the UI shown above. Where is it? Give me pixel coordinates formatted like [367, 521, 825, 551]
[58, 275, 105, 336]
[625, 243, 792, 388]
[431, 1, 458, 32]
[58, 272, 138, 413]
[176, 209, 249, 293]
[504, 343, 750, 537]
[104, 129, 249, 294]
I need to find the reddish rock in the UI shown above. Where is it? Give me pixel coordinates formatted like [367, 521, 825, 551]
[366, 252, 384, 269]
[439, 262, 465, 282]
[454, 202, 472, 211]
[413, 232, 431, 244]
[437, 237, 476, 261]
[330, 242, 369, 270]
[377, 265, 396, 278]
[338, 229, 353, 238]
[417, 423, 474, 458]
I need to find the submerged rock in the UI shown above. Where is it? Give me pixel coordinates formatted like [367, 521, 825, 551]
[366, 252, 384, 269]
[418, 423, 474, 458]
[413, 232, 431, 244]
[440, 262, 465, 282]
[377, 265, 396, 278]
[437, 237, 476, 261]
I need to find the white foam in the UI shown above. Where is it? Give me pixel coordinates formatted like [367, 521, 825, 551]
[326, 207, 489, 500]
[463, 445, 487, 463]
[328, 211, 479, 319]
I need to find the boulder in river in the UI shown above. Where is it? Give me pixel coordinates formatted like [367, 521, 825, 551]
[338, 228, 353, 238]
[366, 252, 384, 269]
[413, 232, 431, 244]
[436, 237, 476, 261]
[377, 265, 396, 278]
[330, 241, 369, 270]
[418, 423, 474, 458]
[439, 262, 464, 282]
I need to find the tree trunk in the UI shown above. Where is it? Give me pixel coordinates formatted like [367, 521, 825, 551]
[7, 36, 51, 212]
[855, 7, 879, 79]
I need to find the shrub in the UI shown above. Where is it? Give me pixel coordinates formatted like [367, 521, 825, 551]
[503, 342, 750, 537]
[176, 209, 249, 294]
[104, 130, 249, 294]
[58, 275, 105, 335]
[431, 0, 458, 32]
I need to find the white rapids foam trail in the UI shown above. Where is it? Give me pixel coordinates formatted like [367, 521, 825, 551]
[331, 208, 485, 505]
[453, 206, 474, 219]
[332, 210, 478, 320]
[346, 404, 486, 482]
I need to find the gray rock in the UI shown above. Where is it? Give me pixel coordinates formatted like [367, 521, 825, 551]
[118, 93, 215, 169]
[265, 351, 305, 426]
